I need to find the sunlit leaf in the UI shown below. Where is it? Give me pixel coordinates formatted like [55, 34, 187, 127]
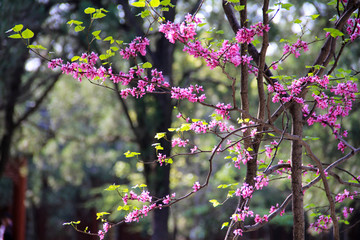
[221, 222, 229, 229]
[12, 24, 23, 32]
[324, 28, 344, 38]
[21, 28, 34, 39]
[84, 7, 96, 14]
[74, 25, 85, 32]
[131, 0, 145, 7]
[28, 45, 47, 50]
[8, 33, 22, 39]
[143, 62, 152, 68]
[149, 0, 160, 7]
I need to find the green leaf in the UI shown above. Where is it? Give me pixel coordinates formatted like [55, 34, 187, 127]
[8, 33, 22, 39]
[252, 39, 260, 47]
[124, 151, 141, 158]
[327, 0, 337, 6]
[110, 46, 119, 51]
[12, 24, 23, 32]
[28, 45, 47, 50]
[324, 28, 344, 38]
[154, 132, 166, 139]
[216, 30, 224, 34]
[234, 5, 245, 11]
[104, 36, 114, 44]
[92, 30, 101, 36]
[93, 12, 106, 19]
[294, 19, 302, 24]
[74, 25, 85, 32]
[266, 9, 274, 14]
[152, 143, 164, 151]
[305, 203, 316, 209]
[221, 222, 229, 229]
[21, 28, 34, 39]
[71, 56, 80, 62]
[143, 62, 152, 68]
[131, 0, 145, 7]
[267, 133, 275, 137]
[160, 0, 171, 6]
[198, 23, 207, 27]
[149, 0, 160, 7]
[247, 147, 253, 152]
[84, 7, 96, 14]
[209, 199, 220, 207]
[104, 184, 120, 191]
[96, 212, 110, 219]
[67, 20, 83, 25]
[116, 40, 124, 45]
[140, 10, 150, 18]
[281, 3, 293, 10]
[310, 14, 320, 20]
[180, 123, 191, 132]
[99, 54, 108, 60]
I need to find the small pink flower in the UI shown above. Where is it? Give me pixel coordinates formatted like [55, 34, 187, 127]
[192, 181, 201, 192]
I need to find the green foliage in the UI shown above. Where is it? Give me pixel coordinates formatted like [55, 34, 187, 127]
[323, 28, 344, 38]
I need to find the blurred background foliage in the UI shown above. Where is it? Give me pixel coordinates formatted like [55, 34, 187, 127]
[0, 0, 359, 239]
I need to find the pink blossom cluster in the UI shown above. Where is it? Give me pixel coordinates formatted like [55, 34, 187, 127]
[122, 190, 152, 205]
[342, 206, 354, 218]
[304, 81, 358, 133]
[309, 215, 333, 233]
[233, 229, 243, 236]
[268, 74, 357, 151]
[283, 39, 309, 58]
[269, 75, 329, 104]
[346, 18, 360, 41]
[208, 119, 235, 132]
[162, 193, 176, 204]
[254, 214, 269, 223]
[125, 203, 157, 223]
[254, 175, 269, 190]
[160, 16, 260, 70]
[48, 47, 208, 104]
[335, 189, 357, 203]
[171, 84, 206, 102]
[189, 120, 208, 133]
[159, 13, 201, 44]
[235, 22, 270, 44]
[232, 207, 254, 222]
[98, 222, 110, 240]
[269, 203, 285, 216]
[265, 146, 273, 158]
[119, 37, 149, 59]
[274, 160, 291, 177]
[157, 153, 167, 166]
[192, 181, 201, 192]
[215, 103, 232, 119]
[228, 142, 253, 169]
[235, 182, 254, 199]
[171, 137, 189, 147]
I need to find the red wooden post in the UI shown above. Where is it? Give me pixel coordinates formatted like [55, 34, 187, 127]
[6, 158, 27, 240]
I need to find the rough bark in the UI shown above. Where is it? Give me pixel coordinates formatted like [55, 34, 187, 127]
[290, 103, 304, 240]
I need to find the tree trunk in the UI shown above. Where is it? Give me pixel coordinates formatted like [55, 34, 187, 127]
[290, 103, 304, 240]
